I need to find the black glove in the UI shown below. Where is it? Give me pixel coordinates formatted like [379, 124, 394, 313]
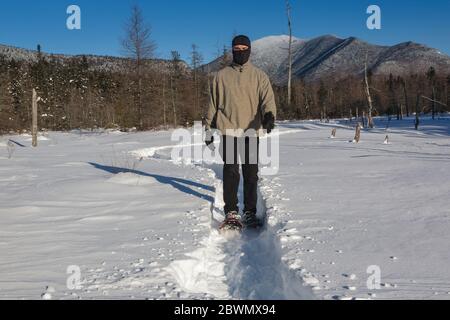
[262, 112, 275, 134]
[205, 130, 215, 150]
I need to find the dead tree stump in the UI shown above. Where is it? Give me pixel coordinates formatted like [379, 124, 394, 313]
[331, 128, 337, 138]
[353, 123, 362, 143]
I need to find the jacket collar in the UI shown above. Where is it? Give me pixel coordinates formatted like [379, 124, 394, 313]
[231, 61, 252, 72]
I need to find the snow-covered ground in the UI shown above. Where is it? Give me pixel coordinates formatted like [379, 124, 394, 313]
[1, 117, 450, 300]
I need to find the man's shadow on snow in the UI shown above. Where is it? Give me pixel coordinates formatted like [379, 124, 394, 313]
[88, 162, 214, 203]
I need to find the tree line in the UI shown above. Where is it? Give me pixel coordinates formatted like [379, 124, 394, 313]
[1, 53, 449, 134]
[275, 69, 450, 123]
[1, 4, 449, 134]
[0, 48, 209, 133]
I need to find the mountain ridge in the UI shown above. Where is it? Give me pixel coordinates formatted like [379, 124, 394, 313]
[0, 43, 189, 74]
[202, 34, 450, 84]
[2, 35, 449, 84]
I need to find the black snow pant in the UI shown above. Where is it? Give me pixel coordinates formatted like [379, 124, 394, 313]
[220, 135, 259, 215]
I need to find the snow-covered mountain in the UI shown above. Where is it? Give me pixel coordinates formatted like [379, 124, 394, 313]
[2, 34, 450, 84]
[203, 35, 450, 84]
[251, 35, 305, 80]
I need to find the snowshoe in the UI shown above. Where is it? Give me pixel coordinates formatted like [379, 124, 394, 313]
[219, 211, 243, 232]
[242, 211, 263, 229]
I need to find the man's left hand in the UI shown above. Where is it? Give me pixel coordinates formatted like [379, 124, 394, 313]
[262, 112, 275, 134]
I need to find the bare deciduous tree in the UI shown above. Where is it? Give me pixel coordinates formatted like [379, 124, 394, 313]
[446, 75, 450, 109]
[121, 5, 156, 129]
[162, 74, 167, 129]
[32, 89, 38, 147]
[286, 0, 293, 107]
[220, 45, 231, 69]
[364, 52, 374, 128]
[426, 66, 437, 120]
[415, 93, 421, 130]
[191, 44, 203, 116]
[170, 51, 181, 127]
[401, 77, 410, 117]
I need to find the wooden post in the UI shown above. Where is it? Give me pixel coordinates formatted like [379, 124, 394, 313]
[32, 89, 38, 147]
[353, 123, 361, 143]
[331, 128, 337, 138]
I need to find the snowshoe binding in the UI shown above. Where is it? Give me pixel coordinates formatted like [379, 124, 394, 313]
[219, 211, 243, 232]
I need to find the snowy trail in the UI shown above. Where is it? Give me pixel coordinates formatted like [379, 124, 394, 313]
[167, 164, 313, 299]
[141, 138, 314, 300]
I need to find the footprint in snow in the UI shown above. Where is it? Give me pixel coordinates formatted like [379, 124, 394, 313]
[343, 286, 357, 291]
[390, 256, 398, 261]
[380, 283, 397, 288]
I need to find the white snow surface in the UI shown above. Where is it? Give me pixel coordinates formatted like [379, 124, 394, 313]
[1, 117, 450, 300]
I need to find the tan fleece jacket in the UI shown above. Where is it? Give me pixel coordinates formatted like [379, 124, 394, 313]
[204, 61, 277, 136]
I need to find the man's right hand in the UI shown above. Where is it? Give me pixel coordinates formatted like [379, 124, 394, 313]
[205, 130, 215, 150]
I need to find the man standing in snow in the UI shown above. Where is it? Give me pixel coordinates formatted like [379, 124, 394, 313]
[203, 35, 277, 230]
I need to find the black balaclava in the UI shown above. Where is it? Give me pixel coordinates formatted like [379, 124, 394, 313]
[232, 35, 251, 66]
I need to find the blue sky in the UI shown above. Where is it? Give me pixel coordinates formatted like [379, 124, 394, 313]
[0, 0, 449, 63]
